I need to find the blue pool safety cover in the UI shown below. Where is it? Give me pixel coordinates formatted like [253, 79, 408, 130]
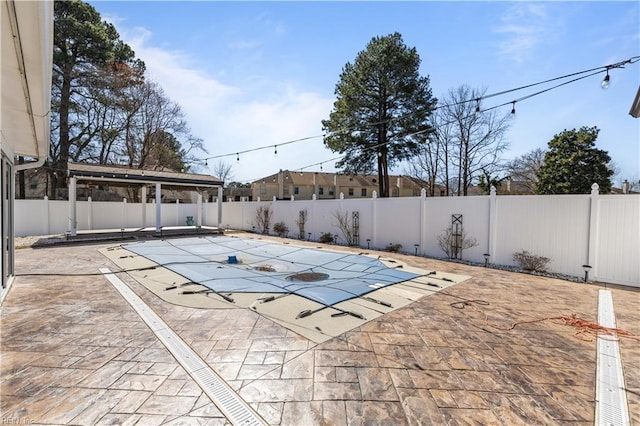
[124, 236, 418, 307]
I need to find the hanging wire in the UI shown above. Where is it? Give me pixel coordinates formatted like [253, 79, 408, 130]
[192, 55, 639, 172]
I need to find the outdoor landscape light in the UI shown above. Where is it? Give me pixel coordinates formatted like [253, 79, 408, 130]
[601, 71, 610, 89]
[366, 238, 371, 249]
[582, 264, 592, 282]
[484, 253, 490, 267]
[308, 232, 311, 241]
[414, 243, 419, 255]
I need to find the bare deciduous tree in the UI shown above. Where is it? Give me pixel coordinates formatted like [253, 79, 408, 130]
[212, 161, 234, 185]
[410, 86, 510, 196]
[437, 227, 478, 259]
[295, 209, 308, 240]
[255, 205, 272, 234]
[506, 148, 546, 194]
[332, 209, 356, 246]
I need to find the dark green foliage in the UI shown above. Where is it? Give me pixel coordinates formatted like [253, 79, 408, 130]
[536, 127, 613, 194]
[51, 0, 142, 196]
[322, 33, 437, 197]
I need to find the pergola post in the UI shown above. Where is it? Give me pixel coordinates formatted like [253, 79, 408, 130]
[68, 176, 77, 236]
[196, 192, 202, 227]
[155, 182, 162, 234]
[141, 185, 147, 229]
[217, 186, 223, 229]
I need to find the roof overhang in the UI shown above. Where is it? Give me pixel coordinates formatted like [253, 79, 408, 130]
[1, 0, 53, 163]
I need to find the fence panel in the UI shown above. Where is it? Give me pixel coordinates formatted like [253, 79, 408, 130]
[494, 195, 590, 277]
[595, 195, 640, 286]
[423, 196, 490, 262]
[15, 199, 48, 236]
[374, 197, 421, 252]
[14, 193, 639, 286]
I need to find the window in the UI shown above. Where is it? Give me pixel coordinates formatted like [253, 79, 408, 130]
[348, 188, 354, 196]
[361, 188, 367, 197]
[329, 187, 334, 196]
[294, 187, 299, 195]
[319, 187, 324, 195]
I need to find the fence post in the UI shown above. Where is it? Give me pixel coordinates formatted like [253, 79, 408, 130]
[68, 176, 77, 236]
[419, 188, 426, 255]
[196, 192, 202, 227]
[372, 191, 377, 249]
[588, 183, 600, 280]
[123, 198, 127, 230]
[488, 186, 497, 262]
[88, 196, 93, 230]
[44, 195, 50, 235]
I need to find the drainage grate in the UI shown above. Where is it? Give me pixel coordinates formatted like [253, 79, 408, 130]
[596, 289, 630, 426]
[100, 268, 266, 426]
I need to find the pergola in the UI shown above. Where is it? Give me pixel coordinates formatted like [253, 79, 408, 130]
[67, 163, 223, 236]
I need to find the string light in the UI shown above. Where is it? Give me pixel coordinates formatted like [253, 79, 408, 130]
[511, 101, 516, 115]
[193, 55, 638, 172]
[274, 145, 278, 156]
[320, 163, 323, 171]
[601, 69, 610, 89]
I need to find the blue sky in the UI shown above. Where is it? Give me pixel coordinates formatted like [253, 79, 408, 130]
[90, 1, 639, 186]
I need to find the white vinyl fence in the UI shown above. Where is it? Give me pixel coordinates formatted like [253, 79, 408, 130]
[15, 188, 639, 287]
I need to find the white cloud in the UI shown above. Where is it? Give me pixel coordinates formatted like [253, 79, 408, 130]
[493, 3, 563, 64]
[117, 24, 334, 182]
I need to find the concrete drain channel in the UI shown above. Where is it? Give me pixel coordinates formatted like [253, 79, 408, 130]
[101, 268, 266, 426]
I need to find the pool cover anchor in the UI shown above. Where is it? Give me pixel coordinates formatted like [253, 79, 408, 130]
[164, 282, 199, 291]
[362, 296, 393, 308]
[296, 305, 365, 321]
[182, 289, 235, 303]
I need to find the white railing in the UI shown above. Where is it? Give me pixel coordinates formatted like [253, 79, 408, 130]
[15, 189, 639, 287]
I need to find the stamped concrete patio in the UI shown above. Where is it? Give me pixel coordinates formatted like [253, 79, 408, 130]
[1, 233, 638, 425]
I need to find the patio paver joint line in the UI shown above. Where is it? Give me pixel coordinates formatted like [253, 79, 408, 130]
[100, 267, 267, 426]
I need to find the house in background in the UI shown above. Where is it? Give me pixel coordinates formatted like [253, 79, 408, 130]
[251, 170, 430, 201]
[1, 0, 53, 301]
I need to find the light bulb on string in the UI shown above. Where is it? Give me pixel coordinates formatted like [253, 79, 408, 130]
[475, 98, 481, 117]
[274, 145, 278, 156]
[320, 163, 323, 171]
[204, 159, 208, 167]
[601, 70, 610, 89]
[236, 153, 239, 162]
[510, 101, 516, 116]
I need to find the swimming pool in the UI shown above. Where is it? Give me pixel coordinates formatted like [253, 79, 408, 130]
[124, 235, 419, 307]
